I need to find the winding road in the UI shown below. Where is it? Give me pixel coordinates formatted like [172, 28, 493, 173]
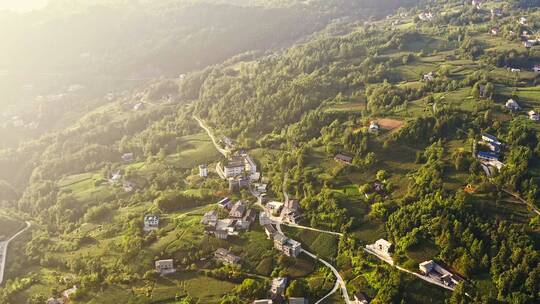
[0, 221, 31, 285]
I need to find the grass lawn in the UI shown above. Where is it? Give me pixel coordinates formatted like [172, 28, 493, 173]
[165, 133, 221, 169]
[283, 227, 338, 261]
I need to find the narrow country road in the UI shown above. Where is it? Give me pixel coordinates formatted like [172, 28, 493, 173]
[501, 188, 540, 216]
[196, 118, 351, 303]
[0, 221, 31, 285]
[302, 249, 351, 304]
[363, 248, 455, 292]
[193, 115, 227, 157]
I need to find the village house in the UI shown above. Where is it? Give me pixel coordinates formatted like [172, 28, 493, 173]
[506, 99, 521, 111]
[155, 259, 175, 274]
[481, 133, 502, 146]
[244, 208, 258, 224]
[224, 156, 245, 178]
[270, 277, 288, 297]
[254, 183, 268, 193]
[267, 201, 284, 215]
[214, 218, 237, 238]
[229, 175, 250, 192]
[143, 215, 160, 231]
[218, 197, 233, 210]
[524, 40, 536, 48]
[229, 200, 247, 218]
[282, 199, 301, 223]
[109, 171, 122, 184]
[122, 152, 134, 163]
[260, 212, 272, 226]
[519, 16, 527, 25]
[334, 153, 353, 165]
[199, 164, 208, 177]
[200, 210, 218, 227]
[369, 121, 380, 133]
[274, 233, 302, 257]
[289, 298, 308, 304]
[534, 65, 540, 72]
[214, 229, 229, 240]
[423, 71, 435, 81]
[367, 239, 393, 256]
[264, 224, 277, 239]
[477, 151, 500, 162]
[418, 12, 433, 21]
[244, 154, 257, 174]
[419, 260, 462, 287]
[491, 27, 500, 35]
[235, 219, 251, 230]
[528, 110, 540, 121]
[258, 193, 268, 205]
[214, 248, 241, 265]
[353, 292, 370, 304]
[221, 136, 236, 150]
[62, 285, 78, 299]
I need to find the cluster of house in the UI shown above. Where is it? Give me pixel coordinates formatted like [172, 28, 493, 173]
[46, 285, 79, 304]
[503, 98, 539, 121]
[253, 277, 308, 304]
[201, 198, 258, 239]
[419, 260, 463, 288]
[222, 152, 260, 191]
[477, 133, 504, 172]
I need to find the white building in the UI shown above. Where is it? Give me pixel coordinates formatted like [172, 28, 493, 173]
[199, 164, 208, 177]
[144, 215, 160, 231]
[419, 260, 461, 287]
[274, 233, 302, 257]
[244, 154, 257, 174]
[369, 121, 380, 133]
[155, 259, 175, 274]
[506, 99, 521, 111]
[270, 277, 288, 296]
[224, 157, 245, 178]
[528, 110, 540, 121]
[368, 239, 393, 255]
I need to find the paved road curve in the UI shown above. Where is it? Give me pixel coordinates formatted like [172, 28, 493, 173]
[0, 221, 31, 285]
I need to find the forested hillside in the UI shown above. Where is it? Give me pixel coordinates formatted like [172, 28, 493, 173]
[1, 0, 540, 303]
